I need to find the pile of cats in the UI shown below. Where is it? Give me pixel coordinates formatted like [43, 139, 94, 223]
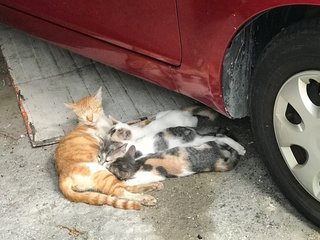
[54, 88, 245, 210]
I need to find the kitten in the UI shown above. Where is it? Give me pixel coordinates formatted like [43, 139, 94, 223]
[101, 126, 245, 166]
[108, 141, 239, 185]
[109, 105, 220, 143]
[109, 109, 199, 142]
[55, 87, 162, 210]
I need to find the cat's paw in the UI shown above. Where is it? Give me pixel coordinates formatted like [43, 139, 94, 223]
[236, 145, 246, 156]
[140, 195, 157, 206]
[151, 182, 164, 191]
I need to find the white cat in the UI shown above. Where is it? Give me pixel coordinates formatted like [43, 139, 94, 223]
[109, 109, 198, 141]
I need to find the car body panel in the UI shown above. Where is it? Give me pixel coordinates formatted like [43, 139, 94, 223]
[0, 4, 177, 92]
[0, 0, 181, 65]
[1, 0, 320, 116]
[174, 0, 320, 115]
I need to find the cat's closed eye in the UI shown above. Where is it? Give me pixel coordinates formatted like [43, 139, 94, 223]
[109, 127, 116, 136]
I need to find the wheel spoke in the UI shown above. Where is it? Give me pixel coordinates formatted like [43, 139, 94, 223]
[292, 151, 320, 198]
[274, 114, 306, 147]
[278, 76, 318, 126]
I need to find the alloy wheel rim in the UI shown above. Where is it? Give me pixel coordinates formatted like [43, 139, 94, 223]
[273, 70, 320, 202]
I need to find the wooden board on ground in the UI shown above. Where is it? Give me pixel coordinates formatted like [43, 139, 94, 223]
[0, 24, 194, 147]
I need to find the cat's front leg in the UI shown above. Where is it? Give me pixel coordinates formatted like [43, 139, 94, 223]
[125, 182, 164, 193]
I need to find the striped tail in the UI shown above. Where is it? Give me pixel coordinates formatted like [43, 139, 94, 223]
[59, 177, 141, 210]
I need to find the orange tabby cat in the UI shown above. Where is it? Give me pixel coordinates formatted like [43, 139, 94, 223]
[54, 87, 162, 210]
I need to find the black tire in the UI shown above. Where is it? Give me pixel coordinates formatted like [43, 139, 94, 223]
[251, 18, 320, 227]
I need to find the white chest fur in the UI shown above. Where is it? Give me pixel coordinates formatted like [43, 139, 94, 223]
[87, 115, 112, 143]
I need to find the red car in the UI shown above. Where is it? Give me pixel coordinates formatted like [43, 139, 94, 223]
[0, 1, 320, 226]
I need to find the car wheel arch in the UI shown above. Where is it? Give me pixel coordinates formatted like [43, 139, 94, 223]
[222, 4, 320, 118]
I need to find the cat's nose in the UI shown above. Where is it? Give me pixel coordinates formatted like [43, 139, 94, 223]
[125, 130, 131, 139]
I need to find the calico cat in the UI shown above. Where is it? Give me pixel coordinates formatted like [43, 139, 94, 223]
[101, 126, 245, 167]
[107, 141, 239, 185]
[54, 87, 163, 210]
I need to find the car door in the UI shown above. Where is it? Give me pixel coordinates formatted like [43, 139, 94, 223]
[0, 0, 181, 65]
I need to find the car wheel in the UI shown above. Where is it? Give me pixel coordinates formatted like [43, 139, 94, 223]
[251, 19, 320, 227]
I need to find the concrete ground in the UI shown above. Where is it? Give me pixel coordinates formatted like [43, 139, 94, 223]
[0, 52, 319, 240]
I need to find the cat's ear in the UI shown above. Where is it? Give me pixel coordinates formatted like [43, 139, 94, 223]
[126, 145, 136, 158]
[109, 115, 119, 124]
[106, 143, 128, 162]
[103, 138, 112, 147]
[118, 143, 128, 153]
[64, 102, 76, 109]
[93, 87, 102, 102]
